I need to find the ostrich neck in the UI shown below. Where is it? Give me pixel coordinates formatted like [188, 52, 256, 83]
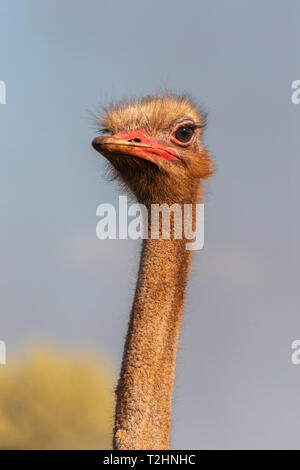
[113, 195, 198, 450]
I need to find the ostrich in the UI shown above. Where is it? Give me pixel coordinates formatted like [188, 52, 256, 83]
[92, 92, 214, 450]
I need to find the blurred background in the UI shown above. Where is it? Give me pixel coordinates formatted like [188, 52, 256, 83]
[0, 0, 299, 449]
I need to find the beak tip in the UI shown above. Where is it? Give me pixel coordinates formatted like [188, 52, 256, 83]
[92, 137, 100, 151]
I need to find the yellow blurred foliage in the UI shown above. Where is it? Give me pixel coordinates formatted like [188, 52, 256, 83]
[0, 347, 114, 449]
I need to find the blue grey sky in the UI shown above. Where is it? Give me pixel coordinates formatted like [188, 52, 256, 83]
[0, 0, 299, 449]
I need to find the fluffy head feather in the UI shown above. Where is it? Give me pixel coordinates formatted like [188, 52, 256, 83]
[93, 92, 214, 204]
[100, 92, 204, 135]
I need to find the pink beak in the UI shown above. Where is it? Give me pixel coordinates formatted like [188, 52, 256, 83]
[92, 128, 178, 161]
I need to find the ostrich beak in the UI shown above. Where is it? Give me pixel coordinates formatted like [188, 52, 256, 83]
[92, 129, 178, 162]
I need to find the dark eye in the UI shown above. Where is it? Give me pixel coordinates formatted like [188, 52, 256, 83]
[173, 126, 194, 143]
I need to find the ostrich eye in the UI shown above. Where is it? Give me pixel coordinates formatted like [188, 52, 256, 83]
[173, 126, 194, 143]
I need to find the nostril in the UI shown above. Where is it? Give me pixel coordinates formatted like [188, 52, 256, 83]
[128, 138, 141, 143]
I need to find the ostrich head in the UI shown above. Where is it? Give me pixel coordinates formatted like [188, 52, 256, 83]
[92, 93, 214, 204]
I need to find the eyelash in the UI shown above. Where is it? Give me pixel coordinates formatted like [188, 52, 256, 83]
[98, 128, 111, 135]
